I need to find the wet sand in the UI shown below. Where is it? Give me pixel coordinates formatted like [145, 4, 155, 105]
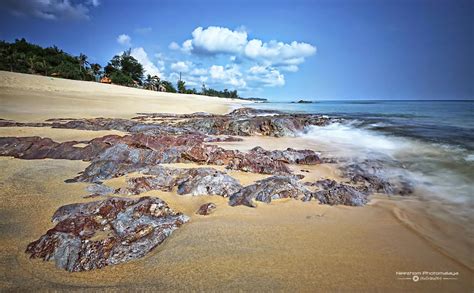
[0, 71, 472, 291]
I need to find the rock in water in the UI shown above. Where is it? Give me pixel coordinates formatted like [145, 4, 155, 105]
[25, 197, 189, 272]
[228, 176, 312, 207]
[196, 203, 217, 215]
[311, 179, 368, 206]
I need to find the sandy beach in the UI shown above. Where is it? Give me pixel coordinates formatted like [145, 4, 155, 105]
[0, 72, 472, 292]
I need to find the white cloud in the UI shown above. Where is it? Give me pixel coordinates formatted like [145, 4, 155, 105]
[183, 26, 248, 55]
[130, 47, 162, 77]
[209, 65, 246, 88]
[182, 39, 193, 53]
[244, 39, 316, 66]
[170, 61, 193, 73]
[168, 41, 180, 50]
[279, 65, 299, 72]
[1, 0, 98, 20]
[117, 34, 131, 46]
[170, 25, 316, 75]
[247, 66, 285, 87]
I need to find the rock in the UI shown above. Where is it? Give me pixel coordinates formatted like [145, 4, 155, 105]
[84, 184, 115, 198]
[196, 203, 217, 215]
[1, 120, 323, 183]
[248, 146, 321, 164]
[175, 168, 243, 197]
[341, 160, 413, 196]
[117, 167, 242, 197]
[310, 179, 368, 206]
[229, 176, 312, 207]
[25, 197, 189, 272]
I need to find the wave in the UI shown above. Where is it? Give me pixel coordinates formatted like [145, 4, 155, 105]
[301, 122, 474, 205]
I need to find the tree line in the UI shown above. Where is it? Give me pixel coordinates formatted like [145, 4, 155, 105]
[0, 38, 266, 101]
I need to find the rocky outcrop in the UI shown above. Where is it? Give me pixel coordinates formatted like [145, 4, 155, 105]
[228, 176, 312, 207]
[342, 160, 413, 196]
[309, 179, 368, 206]
[174, 168, 243, 197]
[117, 167, 242, 197]
[0, 133, 320, 183]
[1, 108, 332, 138]
[196, 203, 217, 215]
[25, 197, 189, 272]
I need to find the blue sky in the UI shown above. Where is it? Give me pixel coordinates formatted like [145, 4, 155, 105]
[0, 0, 472, 101]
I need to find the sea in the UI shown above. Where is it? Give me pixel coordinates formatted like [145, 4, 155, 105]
[250, 100, 473, 208]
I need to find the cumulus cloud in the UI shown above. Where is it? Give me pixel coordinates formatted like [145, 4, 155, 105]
[117, 34, 131, 46]
[1, 0, 99, 20]
[168, 41, 180, 50]
[130, 47, 162, 77]
[181, 26, 248, 55]
[244, 39, 316, 66]
[170, 61, 193, 73]
[247, 66, 285, 87]
[171, 25, 316, 75]
[209, 65, 247, 88]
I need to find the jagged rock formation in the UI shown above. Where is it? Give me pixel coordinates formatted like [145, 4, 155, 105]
[308, 179, 369, 206]
[228, 176, 312, 207]
[342, 160, 413, 196]
[0, 107, 332, 137]
[25, 197, 189, 272]
[0, 133, 320, 183]
[116, 167, 242, 197]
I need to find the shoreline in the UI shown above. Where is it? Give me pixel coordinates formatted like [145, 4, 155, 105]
[0, 71, 472, 291]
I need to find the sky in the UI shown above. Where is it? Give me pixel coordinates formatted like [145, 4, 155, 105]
[0, 0, 472, 101]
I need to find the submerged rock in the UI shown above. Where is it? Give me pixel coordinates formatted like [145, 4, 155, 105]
[196, 203, 217, 215]
[25, 197, 189, 272]
[229, 176, 312, 207]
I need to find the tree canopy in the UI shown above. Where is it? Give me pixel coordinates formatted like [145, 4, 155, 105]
[0, 38, 95, 81]
[104, 49, 144, 86]
[0, 38, 266, 101]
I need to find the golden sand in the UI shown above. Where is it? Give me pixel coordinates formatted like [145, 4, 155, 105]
[0, 157, 471, 291]
[0, 71, 237, 122]
[0, 71, 471, 291]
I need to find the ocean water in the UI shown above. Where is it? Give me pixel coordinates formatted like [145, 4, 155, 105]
[250, 100, 474, 207]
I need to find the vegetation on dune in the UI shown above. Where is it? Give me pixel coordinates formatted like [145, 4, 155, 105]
[104, 49, 144, 86]
[0, 38, 266, 101]
[0, 38, 99, 81]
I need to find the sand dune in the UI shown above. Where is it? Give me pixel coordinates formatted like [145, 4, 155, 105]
[0, 71, 240, 122]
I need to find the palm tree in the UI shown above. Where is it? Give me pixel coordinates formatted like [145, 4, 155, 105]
[77, 53, 89, 71]
[90, 63, 102, 81]
[77, 53, 90, 80]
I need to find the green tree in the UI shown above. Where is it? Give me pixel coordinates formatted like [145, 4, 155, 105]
[177, 80, 186, 93]
[104, 51, 144, 86]
[161, 80, 177, 93]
